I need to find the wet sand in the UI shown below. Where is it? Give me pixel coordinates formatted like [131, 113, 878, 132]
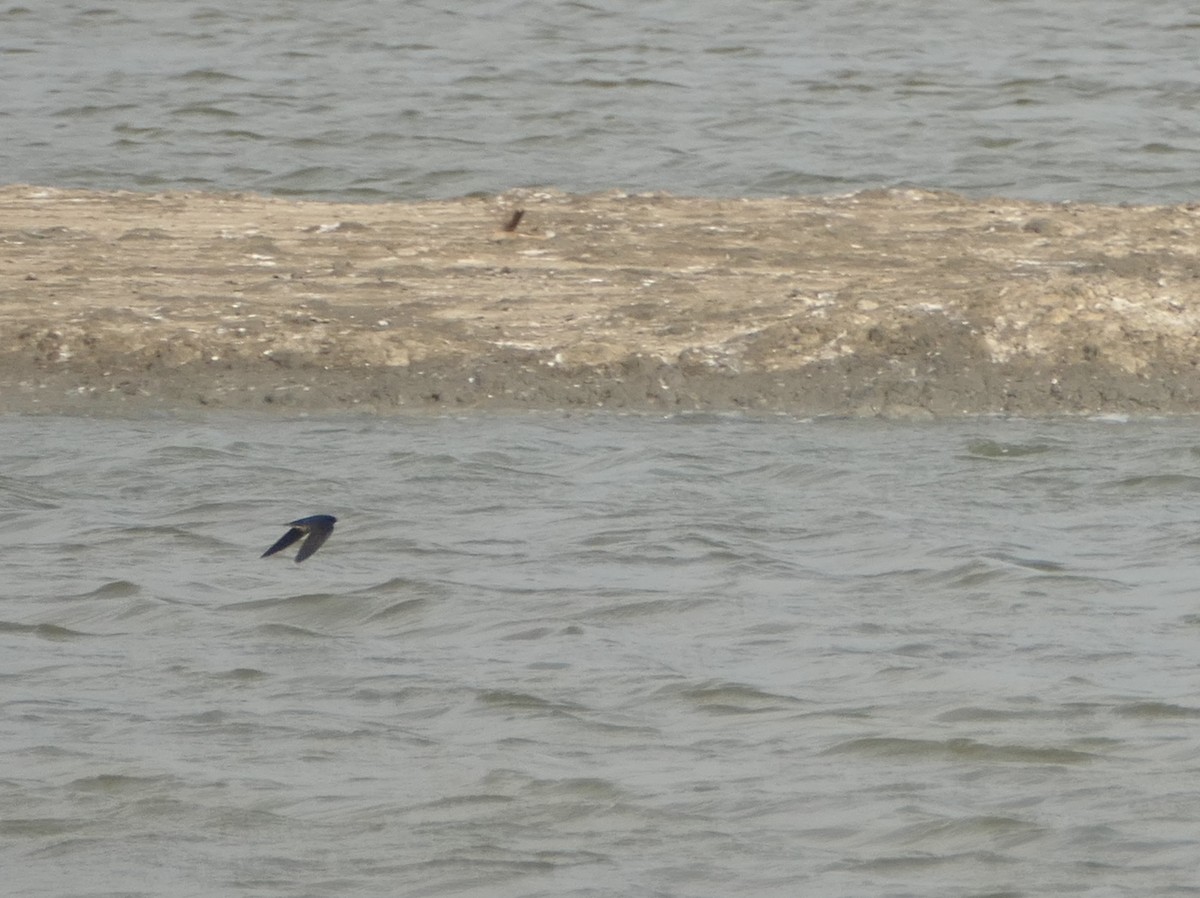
[3, 184, 1200, 417]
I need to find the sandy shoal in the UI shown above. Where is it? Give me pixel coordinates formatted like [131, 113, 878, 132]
[3, 184, 1200, 417]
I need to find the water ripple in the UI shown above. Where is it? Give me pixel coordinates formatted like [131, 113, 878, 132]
[4, 414, 1200, 897]
[3, 0, 1200, 201]
[825, 737, 1099, 765]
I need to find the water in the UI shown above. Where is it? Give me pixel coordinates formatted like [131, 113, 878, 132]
[4, 411, 1200, 896]
[4, 0, 1200, 203]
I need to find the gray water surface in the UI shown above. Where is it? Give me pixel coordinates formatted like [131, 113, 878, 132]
[3, 412, 1200, 896]
[4, 1, 1200, 202]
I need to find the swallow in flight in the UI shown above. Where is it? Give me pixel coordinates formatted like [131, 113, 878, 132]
[261, 514, 337, 563]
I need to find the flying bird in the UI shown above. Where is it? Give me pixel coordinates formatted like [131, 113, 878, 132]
[261, 514, 337, 563]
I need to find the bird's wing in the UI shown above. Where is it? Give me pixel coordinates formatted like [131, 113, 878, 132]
[295, 523, 332, 562]
[262, 526, 305, 558]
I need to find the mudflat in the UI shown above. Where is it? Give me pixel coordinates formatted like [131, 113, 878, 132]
[3, 184, 1199, 416]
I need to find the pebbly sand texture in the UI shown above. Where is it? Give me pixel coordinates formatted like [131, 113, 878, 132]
[3, 184, 1200, 417]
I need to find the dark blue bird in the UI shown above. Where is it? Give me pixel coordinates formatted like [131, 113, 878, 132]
[261, 514, 337, 563]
